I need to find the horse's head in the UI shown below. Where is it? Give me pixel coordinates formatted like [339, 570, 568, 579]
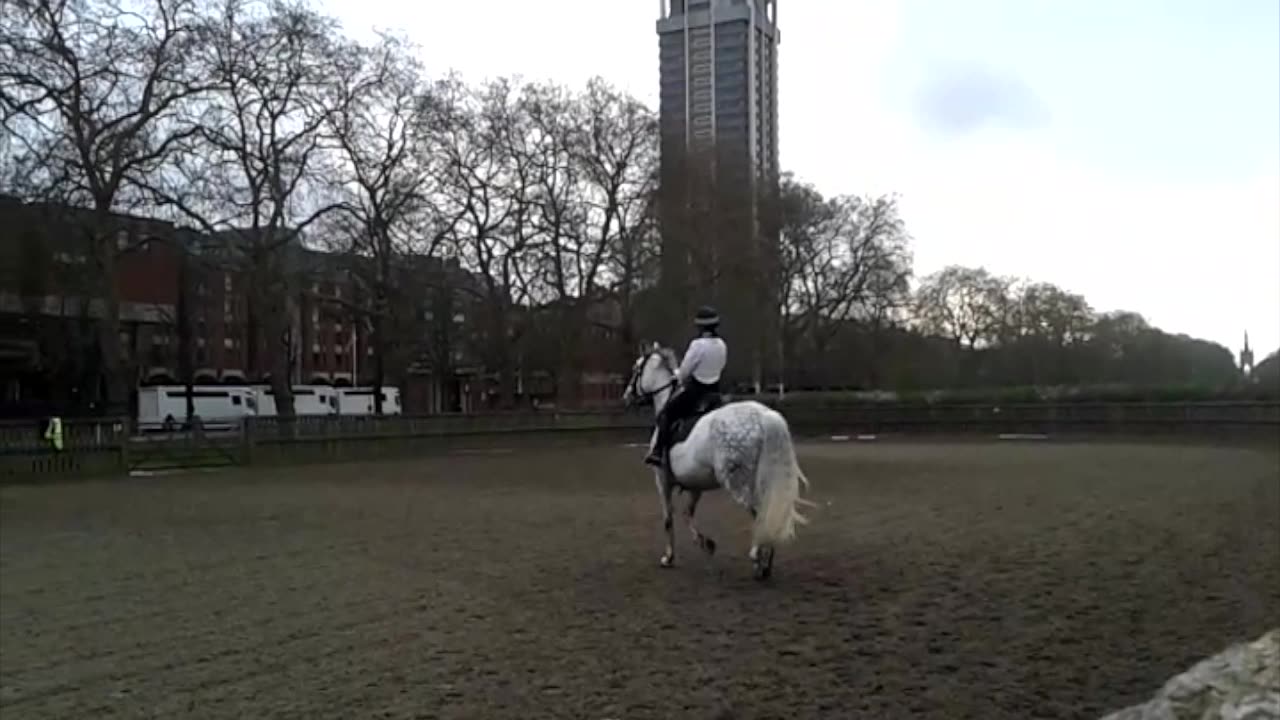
[623, 342, 679, 409]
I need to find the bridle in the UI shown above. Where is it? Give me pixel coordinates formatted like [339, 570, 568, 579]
[626, 349, 678, 406]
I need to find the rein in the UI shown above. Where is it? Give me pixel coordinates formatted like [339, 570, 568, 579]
[629, 350, 678, 405]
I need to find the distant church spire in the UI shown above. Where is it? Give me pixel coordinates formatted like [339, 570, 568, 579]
[1240, 331, 1255, 376]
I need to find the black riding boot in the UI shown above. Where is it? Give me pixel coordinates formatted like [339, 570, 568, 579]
[644, 415, 669, 466]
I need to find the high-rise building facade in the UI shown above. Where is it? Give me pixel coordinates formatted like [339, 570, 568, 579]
[656, 0, 780, 390]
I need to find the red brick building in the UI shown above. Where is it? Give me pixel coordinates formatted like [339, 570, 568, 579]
[0, 196, 629, 416]
[0, 196, 186, 415]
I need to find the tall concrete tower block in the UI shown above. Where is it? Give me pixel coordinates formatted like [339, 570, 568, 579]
[656, 0, 781, 390]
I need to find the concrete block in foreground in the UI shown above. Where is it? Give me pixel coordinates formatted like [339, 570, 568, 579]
[1100, 628, 1279, 720]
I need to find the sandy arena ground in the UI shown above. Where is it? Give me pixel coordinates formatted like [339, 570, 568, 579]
[1, 441, 1277, 719]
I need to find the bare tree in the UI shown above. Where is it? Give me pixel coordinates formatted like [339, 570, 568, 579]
[437, 77, 536, 408]
[569, 79, 657, 395]
[1011, 282, 1093, 346]
[148, 0, 343, 420]
[2, 0, 212, 415]
[324, 32, 456, 412]
[512, 80, 579, 402]
[912, 265, 1014, 386]
[777, 175, 913, 385]
[991, 280, 1094, 384]
[914, 265, 1011, 349]
[520, 77, 657, 404]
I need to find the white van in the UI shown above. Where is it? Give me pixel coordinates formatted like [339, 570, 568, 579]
[252, 385, 340, 417]
[136, 385, 258, 432]
[336, 386, 402, 415]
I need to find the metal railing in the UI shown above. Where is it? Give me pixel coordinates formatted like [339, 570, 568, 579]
[3, 401, 1276, 479]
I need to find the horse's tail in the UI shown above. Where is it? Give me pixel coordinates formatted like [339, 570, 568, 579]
[752, 407, 813, 547]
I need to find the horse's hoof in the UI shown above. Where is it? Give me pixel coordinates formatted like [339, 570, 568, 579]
[752, 547, 774, 581]
[702, 537, 717, 555]
[659, 555, 675, 568]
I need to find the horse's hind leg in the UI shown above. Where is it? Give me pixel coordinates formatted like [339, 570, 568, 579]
[747, 508, 773, 581]
[752, 545, 775, 581]
[655, 471, 676, 568]
[684, 490, 716, 555]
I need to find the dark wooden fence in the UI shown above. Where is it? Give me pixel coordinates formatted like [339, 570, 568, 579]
[3, 401, 1276, 480]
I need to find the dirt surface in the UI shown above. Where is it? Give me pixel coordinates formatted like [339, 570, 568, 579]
[1, 442, 1277, 719]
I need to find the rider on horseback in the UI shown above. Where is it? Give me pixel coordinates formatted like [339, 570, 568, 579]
[644, 305, 727, 467]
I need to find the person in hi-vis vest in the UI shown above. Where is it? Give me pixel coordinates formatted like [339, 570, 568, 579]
[44, 416, 64, 452]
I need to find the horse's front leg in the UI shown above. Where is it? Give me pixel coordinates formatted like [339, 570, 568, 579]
[685, 489, 716, 555]
[655, 470, 676, 568]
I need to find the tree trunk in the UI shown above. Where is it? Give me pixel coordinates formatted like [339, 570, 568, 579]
[90, 211, 128, 418]
[489, 300, 515, 409]
[555, 303, 584, 408]
[498, 345, 515, 409]
[176, 254, 195, 425]
[867, 320, 883, 389]
[246, 262, 262, 380]
[371, 310, 385, 415]
[267, 312, 295, 436]
[258, 264, 295, 428]
[372, 247, 391, 415]
[95, 292, 127, 416]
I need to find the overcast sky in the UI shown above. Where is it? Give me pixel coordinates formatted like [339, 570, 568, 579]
[324, 0, 1280, 356]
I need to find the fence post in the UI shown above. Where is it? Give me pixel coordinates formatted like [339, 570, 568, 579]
[241, 417, 255, 465]
[116, 417, 130, 473]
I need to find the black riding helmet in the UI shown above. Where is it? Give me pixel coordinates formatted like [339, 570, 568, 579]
[694, 305, 720, 332]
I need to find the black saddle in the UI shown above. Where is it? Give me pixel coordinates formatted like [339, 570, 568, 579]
[669, 391, 724, 446]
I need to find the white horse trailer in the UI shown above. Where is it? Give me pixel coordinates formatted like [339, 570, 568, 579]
[136, 385, 258, 432]
[252, 385, 339, 418]
[336, 386, 402, 416]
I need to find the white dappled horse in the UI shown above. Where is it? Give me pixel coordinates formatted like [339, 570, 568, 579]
[623, 344, 812, 581]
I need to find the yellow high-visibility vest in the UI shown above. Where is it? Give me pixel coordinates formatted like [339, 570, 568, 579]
[43, 417, 64, 452]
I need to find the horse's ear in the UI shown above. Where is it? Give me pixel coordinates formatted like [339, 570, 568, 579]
[650, 341, 660, 351]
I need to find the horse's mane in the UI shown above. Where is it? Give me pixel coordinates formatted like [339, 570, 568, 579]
[655, 346, 680, 371]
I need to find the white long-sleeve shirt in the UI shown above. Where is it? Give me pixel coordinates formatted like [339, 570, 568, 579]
[677, 336, 727, 385]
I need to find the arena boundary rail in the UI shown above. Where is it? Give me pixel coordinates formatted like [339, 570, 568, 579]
[2, 401, 1276, 480]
